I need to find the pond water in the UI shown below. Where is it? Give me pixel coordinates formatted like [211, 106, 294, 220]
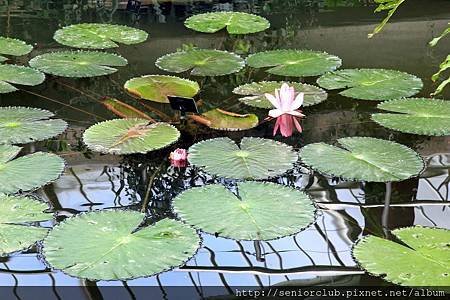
[0, 0, 449, 298]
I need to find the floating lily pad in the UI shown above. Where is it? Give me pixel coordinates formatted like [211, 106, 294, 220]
[29, 51, 127, 78]
[193, 109, 259, 131]
[83, 119, 180, 155]
[0, 37, 33, 62]
[43, 210, 200, 280]
[246, 50, 342, 77]
[184, 12, 270, 34]
[372, 98, 450, 136]
[0, 64, 45, 93]
[102, 98, 153, 120]
[353, 226, 450, 288]
[0, 194, 51, 255]
[173, 182, 315, 240]
[317, 69, 423, 100]
[299, 137, 423, 182]
[54, 23, 148, 49]
[233, 81, 328, 108]
[156, 49, 245, 76]
[0, 144, 65, 194]
[188, 137, 297, 179]
[0, 107, 67, 144]
[124, 75, 200, 103]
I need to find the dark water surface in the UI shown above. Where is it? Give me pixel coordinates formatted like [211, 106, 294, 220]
[0, 0, 449, 298]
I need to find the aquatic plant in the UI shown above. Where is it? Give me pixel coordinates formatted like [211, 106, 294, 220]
[190, 108, 259, 131]
[0, 36, 33, 62]
[169, 148, 188, 168]
[0, 64, 45, 93]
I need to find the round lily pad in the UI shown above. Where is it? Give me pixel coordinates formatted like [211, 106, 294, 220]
[43, 210, 200, 280]
[0, 107, 67, 144]
[246, 50, 342, 77]
[353, 226, 450, 288]
[54, 23, 148, 49]
[188, 137, 298, 180]
[173, 182, 315, 240]
[317, 69, 423, 101]
[0, 36, 33, 61]
[372, 98, 450, 136]
[195, 109, 259, 131]
[0, 144, 65, 194]
[83, 119, 180, 155]
[124, 75, 200, 103]
[233, 81, 328, 109]
[0, 64, 45, 93]
[155, 49, 245, 76]
[29, 51, 128, 78]
[184, 12, 270, 34]
[299, 137, 424, 182]
[0, 194, 51, 256]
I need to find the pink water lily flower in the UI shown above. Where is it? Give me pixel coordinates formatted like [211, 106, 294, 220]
[170, 148, 188, 168]
[265, 83, 305, 137]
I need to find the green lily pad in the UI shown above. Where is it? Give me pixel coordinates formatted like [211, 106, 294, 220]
[184, 12, 270, 34]
[299, 137, 424, 182]
[54, 23, 148, 49]
[0, 144, 65, 194]
[196, 109, 259, 131]
[0, 194, 51, 256]
[372, 98, 450, 136]
[188, 137, 297, 180]
[29, 51, 127, 78]
[0, 37, 33, 62]
[246, 50, 342, 77]
[0, 107, 67, 144]
[353, 226, 450, 288]
[173, 182, 315, 240]
[124, 75, 200, 103]
[83, 119, 180, 155]
[156, 49, 245, 76]
[0, 64, 45, 93]
[317, 69, 423, 101]
[233, 81, 328, 109]
[43, 211, 200, 280]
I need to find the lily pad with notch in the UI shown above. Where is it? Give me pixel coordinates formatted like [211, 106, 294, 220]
[155, 49, 245, 76]
[54, 23, 148, 49]
[173, 182, 315, 240]
[184, 12, 270, 34]
[29, 51, 128, 78]
[188, 137, 298, 180]
[83, 119, 180, 155]
[124, 75, 200, 103]
[0, 64, 45, 93]
[0, 144, 65, 194]
[233, 81, 328, 109]
[0, 36, 33, 62]
[0, 107, 68, 144]
[246, 50, 342, 77]
[0, 194, 52, 256]
[372, 98, 450, 136]
[299, 137, 424, 182]
[43, 210, 200, 280]
[190, 108, 259, 131]
[317, 69, 423, 101]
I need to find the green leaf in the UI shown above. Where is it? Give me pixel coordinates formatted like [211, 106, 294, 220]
[429, 23, 450, 47]
[431, 55, 450, 96]
[188, 137, 298, 180]
[184, 12, 270, 34]
[368, 0, 406, 38]
[196, 109, 259, 131]
[43, 211, 200, 280]
[0, 37, 33, 60]
[156, 49, 245, 76]
[0, 64, 45, 93]
[0, 107, 67, 144]
[299, 137, 424, 182]
[102, 98, 153, 121]
[83, 119, 180, 155]
[372, 98, 450, 136]
[353, 226, 450, 288]
[233, 81, 328, 109]
[124, 75, 200, 103]
[54, 23, 148, 49]
[317, 69, 423, 101]
[29, 51, 127, 78]
[0, 144, 65, 194]
[173, 182, 315, 240]
[0, 194, 51, 255]
[246, 50, 342, 77]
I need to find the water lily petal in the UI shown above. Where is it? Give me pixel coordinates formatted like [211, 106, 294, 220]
[268, 108, 284, 118]
[293, 116, 303, 133]
[291, 92, 304, 110]
[265, 93, 280, 108]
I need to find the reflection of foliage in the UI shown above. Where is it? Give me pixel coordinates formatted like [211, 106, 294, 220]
[430, 24, 450, 95]
[368, 0, 405, 38]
